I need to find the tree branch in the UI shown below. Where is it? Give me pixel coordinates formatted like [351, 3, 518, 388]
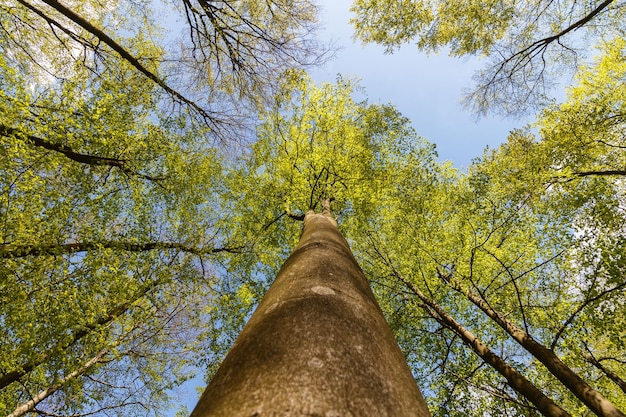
[1, 124, 124, 167]
[286, 210, 305, 221]
[551, 280, 626, 350]
[396, 273, 572, 417]
[0, 280, 160, 389]
[19, 0, 222, 128]
[445, 276, 625, 417]
[582, 344, 626, 394]
[8, 347, 111, 417]
[366, 234, 571, 416]
[473, 0, 616, 115]
[1, 125, 167, 181]
[574, 170, 626, 178]
[0, 240, 242, 259]
[502, 0, 615, 76]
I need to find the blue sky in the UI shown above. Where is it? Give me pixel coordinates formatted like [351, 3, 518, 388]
[312, 0, 529, 170]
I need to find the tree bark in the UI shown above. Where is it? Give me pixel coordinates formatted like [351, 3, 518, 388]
[447, 279, 625, 417]
[190, 209, 430, 416]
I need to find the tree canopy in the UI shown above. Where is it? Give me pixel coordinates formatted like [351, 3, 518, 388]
[1, 1, 625, 416]
[350, 0, 626, 116]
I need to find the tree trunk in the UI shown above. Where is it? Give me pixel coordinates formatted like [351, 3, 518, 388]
[447, 280, 625, 417]
[395, 274, 571, 417]
[190, 209, 430, 416]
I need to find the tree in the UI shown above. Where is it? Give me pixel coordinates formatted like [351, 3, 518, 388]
[190, 204, 430, 416]
[349, 0, 626, 115]
[0, 42, 236, 415]
[358, 144, 625, 415]
[350, 42, 626, 414]
[384, 264, 572, 417]
[3, 2, 625, 412]
[1, 0, 328, 140]
[184, 71, 440, 414]
[195, 69, 603, 416]
[213, 70, 430, 279]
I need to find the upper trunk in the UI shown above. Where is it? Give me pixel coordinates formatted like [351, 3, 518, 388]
[190, 209, 430, 416]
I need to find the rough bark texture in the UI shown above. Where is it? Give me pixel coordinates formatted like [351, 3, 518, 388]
[190, 210, 430, 417]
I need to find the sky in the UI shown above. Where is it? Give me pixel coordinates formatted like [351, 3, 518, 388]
[311, 0, 529, 170]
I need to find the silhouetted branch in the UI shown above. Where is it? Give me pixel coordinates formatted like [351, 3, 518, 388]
[0, 240, 243, 259]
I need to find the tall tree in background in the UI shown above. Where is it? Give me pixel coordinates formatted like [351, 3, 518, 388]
[352, 40, 626, 415]
[350, 0, 626, 116]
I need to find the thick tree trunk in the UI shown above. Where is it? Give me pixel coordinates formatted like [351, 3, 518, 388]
[190, 210, 430, 416]
[447, 280, 625, 417]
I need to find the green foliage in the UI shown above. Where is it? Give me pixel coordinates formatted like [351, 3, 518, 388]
[351, 0, 514, 55]
[2, 0, 626, 414]
[0, 36, 231, 415]
[0, 0, 328, 412]
[350, 0, 626, 115]
[354, 38, 626, 413]
[218, 70, 433, 278]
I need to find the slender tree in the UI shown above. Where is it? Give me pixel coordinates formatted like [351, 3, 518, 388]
[444, 276, 625, 417]
[394, 274, 571, 417]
